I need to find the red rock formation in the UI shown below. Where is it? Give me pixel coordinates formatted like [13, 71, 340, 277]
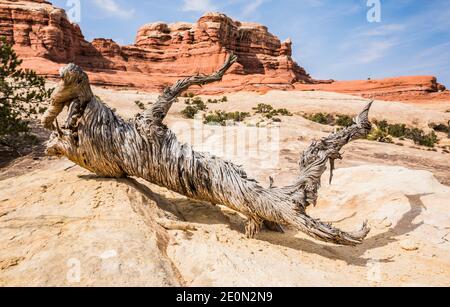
[0, 1, 313, 92]
[295, 76, 450, 102]
[1, 0, 449, 101]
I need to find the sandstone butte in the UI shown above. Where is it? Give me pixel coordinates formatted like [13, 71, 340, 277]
[1, 0, 449, 102]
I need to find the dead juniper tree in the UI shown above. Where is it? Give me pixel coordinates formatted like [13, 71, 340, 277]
[42, 54, 373, 246]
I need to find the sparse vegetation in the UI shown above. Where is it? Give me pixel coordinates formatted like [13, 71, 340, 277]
[304, 112, 353, 127]
[367, 127, 393, 143]
[305, 113, 333, 125]
[335, 115, 354, 127]
[207, 96, 228, 104]
[253, 103, 293, 119]
[204, 110, 250, 126]
[371, 119, 440, 148]
[181, 96, 207, 119]
[0, 36, 52, 149]
[134, 100, 146, 110]
[304, 110, 441, 148]
[408, 128, 439, 148]
[429, 122, 450, 137]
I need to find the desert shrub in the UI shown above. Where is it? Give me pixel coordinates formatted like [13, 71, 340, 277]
[306, 113, 334, 125]
[182, 97, 208, 119]
[253, 103, 274, 114]
[187, 92, 195, 98]
[335, 114, 354, 127]
[191, 97, 207, 111]
[429, 122, 449, 134]
[181, 106, 199, 119]
[221, 96, 228, 102]
[276, 108, 293, 116]
[134, 100, 146, 110]
[0, 36, 52, 148]
[374, 120, 389, 132]
[207, 98, 220, 104]
[387, 123, 409, 138]
[367, 127, 393, 143]
[272, 117, 282, 123]
[408, 128, 438, 148]
[204, 110, 250, 126]
[368, 120, 439, 147]
[253, 104, 293, 120]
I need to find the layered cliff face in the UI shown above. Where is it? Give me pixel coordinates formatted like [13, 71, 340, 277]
[0, 0, 87, 61]
[0, 1, 313, 92]
[0, 0, 448, 100]
[295, 76, 450, 102]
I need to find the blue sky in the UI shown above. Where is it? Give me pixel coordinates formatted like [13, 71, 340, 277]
[52, 0, 450, 86]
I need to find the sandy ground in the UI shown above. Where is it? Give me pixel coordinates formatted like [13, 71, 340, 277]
[0, 88, 449, 286]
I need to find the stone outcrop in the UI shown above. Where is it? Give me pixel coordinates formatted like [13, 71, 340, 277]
[295, 76, 450, 102]
[0, 0, 448, 100]
[0, 1, 313, 92]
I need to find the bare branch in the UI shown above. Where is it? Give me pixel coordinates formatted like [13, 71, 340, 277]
[143, 54, 238, 125]
[44, 58, 374, 247]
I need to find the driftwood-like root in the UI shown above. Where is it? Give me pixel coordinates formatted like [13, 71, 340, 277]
[43, 55, 373, 246]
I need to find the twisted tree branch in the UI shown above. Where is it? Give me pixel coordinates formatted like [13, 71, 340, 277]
[43, 56, 374, 247]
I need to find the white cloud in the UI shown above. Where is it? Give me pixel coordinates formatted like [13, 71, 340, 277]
[360, 24, 406, 37]
[182, 0, 216, 12]
[357, 40, 397, 64]
[93, 0, 135, 19]
[241, 0, 264, 17]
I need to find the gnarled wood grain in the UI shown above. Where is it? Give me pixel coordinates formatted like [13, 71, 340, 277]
[43, 55, 373, 246]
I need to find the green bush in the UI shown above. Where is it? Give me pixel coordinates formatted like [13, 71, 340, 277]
[221, 96, 228, 102]
[0, 36, 52, 148]
[191, 97, 207, 111]
[276, 108, 293, 116]
[253, 103, 274, 114]
[408, 128, 438, 148]
[306, 113, 334, 125]
[134, 100, 146, 110]
[181, 106, 199, 119]
[374, 119, 389, 132]
[204, 111, 250, 126]
[387, 123, 409, 138]
[272, 117, 282, 123]
[367, 127, 393, 143]
[207, 98, 220, 104]
[335, 115, 354, 127]
[367, 119, 440, 148]
[429, 123, 449, 134]
[253, 104, 293, 120]
[182, 97, 208, 119]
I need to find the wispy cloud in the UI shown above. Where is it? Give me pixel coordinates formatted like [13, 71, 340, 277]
[241, 0, 265, 17]
[356, 40, 397, 63]
[359, 24, 406, 37]
[182, 0, 216, 12]
[93, 0, 135, 19]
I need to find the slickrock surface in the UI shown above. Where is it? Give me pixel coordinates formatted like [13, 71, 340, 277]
[1, 88, 449, 286]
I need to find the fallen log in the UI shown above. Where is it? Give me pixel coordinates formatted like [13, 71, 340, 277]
[42, 55, 373, 246]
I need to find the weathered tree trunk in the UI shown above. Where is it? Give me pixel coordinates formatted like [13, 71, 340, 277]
[42, 55, 373, 246]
